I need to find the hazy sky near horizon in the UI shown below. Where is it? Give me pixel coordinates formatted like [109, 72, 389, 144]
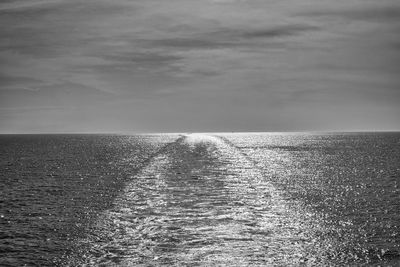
[1, 0, 399, 133]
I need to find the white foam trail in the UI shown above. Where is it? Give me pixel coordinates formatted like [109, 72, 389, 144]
[83, 134, 318, 266]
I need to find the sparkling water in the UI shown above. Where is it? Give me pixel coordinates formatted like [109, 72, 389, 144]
[0, 133, 399, 266]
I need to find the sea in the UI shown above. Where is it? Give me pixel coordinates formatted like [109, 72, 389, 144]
[0, 132, 399, 266]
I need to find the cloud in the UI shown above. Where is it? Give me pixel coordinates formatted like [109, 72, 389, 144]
[142, 38, 233, 50]
[237, 25, 320, 39]
[99, 52, 184, 72]
[0, 105, 72, 112]
[140, 24, 319, 50]
[0, 0, 136, 57]
[0, 73, 44, 90]
[300, 4, 400, 22]
[0, 0, 63, 12]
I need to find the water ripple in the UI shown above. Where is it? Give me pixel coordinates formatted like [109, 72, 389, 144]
[81, 134, 329, 265]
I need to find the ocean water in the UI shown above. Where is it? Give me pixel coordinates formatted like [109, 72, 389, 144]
[0, 133, 399, 266]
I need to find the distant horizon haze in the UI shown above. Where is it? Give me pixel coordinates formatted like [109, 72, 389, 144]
[1, 130, 400, 135]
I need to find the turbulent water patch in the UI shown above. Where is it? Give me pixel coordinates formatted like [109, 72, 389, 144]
[79, 134, 333, 266]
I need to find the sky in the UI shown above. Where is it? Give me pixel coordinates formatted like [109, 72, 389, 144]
[0, 0, 399, 133]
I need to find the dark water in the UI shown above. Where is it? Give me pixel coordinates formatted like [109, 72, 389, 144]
[0, 133, 399, 266]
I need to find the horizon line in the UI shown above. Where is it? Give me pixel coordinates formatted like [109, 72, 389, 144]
[1, 130, 400, 135]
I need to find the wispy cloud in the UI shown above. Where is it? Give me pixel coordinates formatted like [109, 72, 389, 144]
[0, 73, 44, 90]
[0, 105, 73, 112]
[299, 4, 400, 22]
[139, 24, 319, 50]
[0, 0, 136, 57]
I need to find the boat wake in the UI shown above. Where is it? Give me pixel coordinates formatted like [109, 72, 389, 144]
[79, 134, 324, 265]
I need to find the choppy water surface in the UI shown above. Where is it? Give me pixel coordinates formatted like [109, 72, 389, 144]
[0, 133, 399, 266]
